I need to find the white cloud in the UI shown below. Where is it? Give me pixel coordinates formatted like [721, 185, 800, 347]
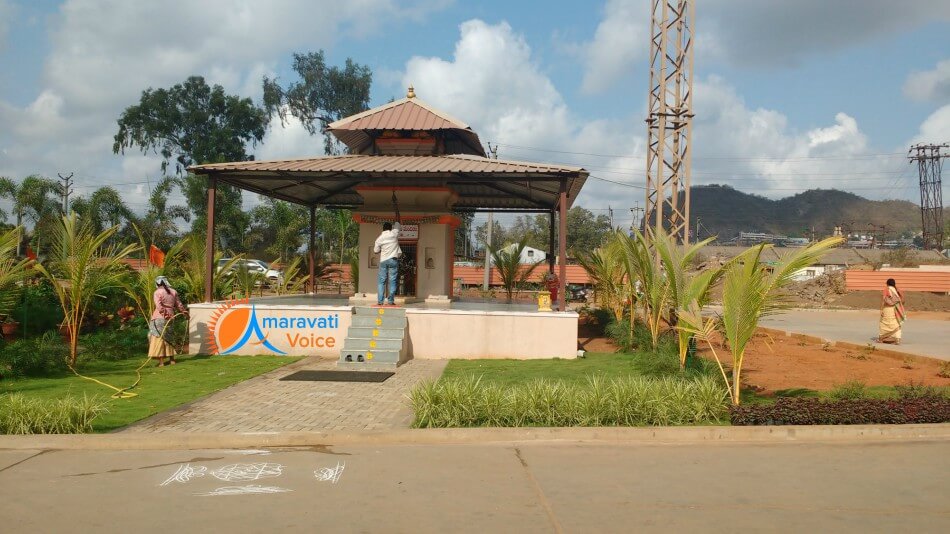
[578, 0, 950, 92]
[579, 0, 649, 93]
[904, 59, 950, 103]
[401, 20, 902, 213]
[402, 20, 644, 210]
[0, 0, 447, 216]
[910, 104, 950, 145]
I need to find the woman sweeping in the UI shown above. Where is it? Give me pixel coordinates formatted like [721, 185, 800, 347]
[877, 278, 905, 345]
[149, 276, 187, 366]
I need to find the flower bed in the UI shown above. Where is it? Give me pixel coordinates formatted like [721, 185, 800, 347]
[730, 397, 950, 425]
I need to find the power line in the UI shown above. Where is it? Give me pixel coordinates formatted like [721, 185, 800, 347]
[495, 142, 906, 162]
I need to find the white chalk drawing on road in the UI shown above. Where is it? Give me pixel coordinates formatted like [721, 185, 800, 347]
[159, 464, 207, 486]
[211, 463, 283, 482]
[195, 485, 292, 497]
[314, 461, 345, 484]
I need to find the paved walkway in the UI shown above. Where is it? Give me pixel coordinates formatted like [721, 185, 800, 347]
[761, 308, 950, 361]
[4, 440, 948, 532]
[124, 357, 447, 433]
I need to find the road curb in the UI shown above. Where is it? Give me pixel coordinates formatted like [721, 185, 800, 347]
[1, 425, 947, 450]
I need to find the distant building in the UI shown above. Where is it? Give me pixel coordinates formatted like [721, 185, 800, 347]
[498, 244, 547, 264]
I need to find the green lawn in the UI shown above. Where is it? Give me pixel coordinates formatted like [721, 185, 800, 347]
[1, 355, 300, 432]
[441, 351, 712, 387]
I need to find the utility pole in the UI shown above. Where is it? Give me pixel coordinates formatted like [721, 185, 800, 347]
[630, 203, 644, 233]
[608, 206, 614, 229]
[484, 143, 499, 290]
[694, 217, 701, 244]
[645, 0, 694, 243]
[58, 172, 74, 214]
[908, 143, 948, 250]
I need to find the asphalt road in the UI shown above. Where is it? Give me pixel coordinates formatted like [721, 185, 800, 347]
[3, 440, 949, 533]
[760, 309, 950, 361]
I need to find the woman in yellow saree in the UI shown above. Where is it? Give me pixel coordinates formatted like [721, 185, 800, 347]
[877, 278, 905, 345]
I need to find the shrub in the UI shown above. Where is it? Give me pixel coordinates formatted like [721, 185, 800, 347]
[10, 280, 63, 337]
[0, 393, 108, 434]
[0, 332, 68, 379]
[729, 397, 950, 426]
[409, 374, 729, 428]
[894, 383, 948, 400]
[77, 323, 150, 362]
[829, 380, 868, 400]
[606, 318, 678, 356]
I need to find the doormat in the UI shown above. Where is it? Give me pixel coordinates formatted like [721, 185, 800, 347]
[279, 370, 394, 383]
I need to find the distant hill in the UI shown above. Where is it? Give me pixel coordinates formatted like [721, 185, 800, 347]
[681, 185, 933, 241]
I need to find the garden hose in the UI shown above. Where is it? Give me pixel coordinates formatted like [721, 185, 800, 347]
[66, 312, 189, 400]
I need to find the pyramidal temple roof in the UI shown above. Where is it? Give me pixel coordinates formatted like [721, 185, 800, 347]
[327, 87, 487, 157]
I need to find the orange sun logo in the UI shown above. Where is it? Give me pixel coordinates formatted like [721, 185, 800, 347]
[206, 298, 285, 355]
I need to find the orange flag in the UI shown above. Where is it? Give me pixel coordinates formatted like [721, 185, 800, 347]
[26, 246, 37, 261]
[148, 245, 166, 267]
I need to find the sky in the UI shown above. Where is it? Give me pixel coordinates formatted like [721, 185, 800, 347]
[1, 0, 949, 231]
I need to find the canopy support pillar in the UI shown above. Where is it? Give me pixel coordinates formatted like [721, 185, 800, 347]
[309, 206, 316, 293]
[548, 210, 556, 273]
[203, 176, 217, 303]
[558, 180, 568, 311]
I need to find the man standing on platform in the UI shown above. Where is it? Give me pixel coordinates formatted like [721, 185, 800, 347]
[374, 221, 402, 305]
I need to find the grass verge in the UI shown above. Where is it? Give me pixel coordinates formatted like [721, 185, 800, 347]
[0, 355, 299, 432]
[410, 374, 728, 428]
[440, 351, 715, 387]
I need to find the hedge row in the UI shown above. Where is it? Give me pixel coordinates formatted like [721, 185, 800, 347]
[730, 397, 950, 426]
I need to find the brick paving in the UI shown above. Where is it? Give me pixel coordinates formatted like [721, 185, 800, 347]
[123, 357, 447, 433]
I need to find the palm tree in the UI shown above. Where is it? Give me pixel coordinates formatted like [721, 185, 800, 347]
[617, 230, 669, 349]
[167, 234, 240, 304]
[119, 224, 187, 321]
[70, 186, 138, 247]
[653, 229, 723, 368]
[716, 237, 842, 405]
[250, 198, 307, 262]
[34, 214, 139, 367]
[0, 226, 34, 319]
[489, 239, 543, 301]
[575, 232, 628, 322]
[142, 177, 191, 251]
[0, 175, 61, 256]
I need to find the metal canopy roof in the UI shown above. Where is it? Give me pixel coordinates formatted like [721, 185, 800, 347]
[189, 154, 588, 211]
[326, 96, 486, 157]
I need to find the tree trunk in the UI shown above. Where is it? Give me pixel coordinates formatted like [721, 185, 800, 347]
[15, 211, 23, 257]
[731, 356, 742, 405]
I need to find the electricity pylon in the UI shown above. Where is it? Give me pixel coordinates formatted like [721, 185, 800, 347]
[644, 0, 694, 243]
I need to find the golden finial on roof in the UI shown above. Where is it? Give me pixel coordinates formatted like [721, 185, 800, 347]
[407, 85, 415, 98]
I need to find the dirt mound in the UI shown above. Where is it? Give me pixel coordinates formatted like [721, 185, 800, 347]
[787, 271, 950, 311]
[833, 290, 950, 312]
[789, 271, 846, 306]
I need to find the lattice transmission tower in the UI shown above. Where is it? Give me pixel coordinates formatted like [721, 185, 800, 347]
[644, 0, 694, 242]
[908, 143, 948, 250]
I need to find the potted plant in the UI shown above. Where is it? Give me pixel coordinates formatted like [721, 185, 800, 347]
[1, 316, 19, 339]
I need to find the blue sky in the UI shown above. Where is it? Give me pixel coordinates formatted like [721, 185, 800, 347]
[1, 0, 949, 225]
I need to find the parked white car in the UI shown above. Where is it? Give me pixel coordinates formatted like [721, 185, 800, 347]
[218, 258, 284, 285]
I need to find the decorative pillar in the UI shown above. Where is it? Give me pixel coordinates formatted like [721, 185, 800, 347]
[548, 209, 556, 273]
[309, 206, 316, 294]
[203, 176, 217, 303]
[558, 179, 568, 311]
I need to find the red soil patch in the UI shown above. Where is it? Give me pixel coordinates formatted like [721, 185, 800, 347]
[576, 328, 950, 393]
[696, 332, 950, 394]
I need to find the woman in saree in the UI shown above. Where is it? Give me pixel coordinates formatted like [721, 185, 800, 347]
[877, 278, 905, 345]
[149, 276, 187, 366]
